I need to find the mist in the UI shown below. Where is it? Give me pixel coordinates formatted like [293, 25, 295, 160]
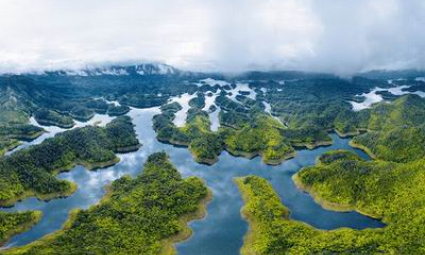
[0, 0, 424, 75]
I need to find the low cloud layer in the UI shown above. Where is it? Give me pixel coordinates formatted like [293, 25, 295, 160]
[0, 0, 424, 74]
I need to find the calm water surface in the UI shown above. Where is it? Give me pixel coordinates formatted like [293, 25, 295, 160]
[1, 106, 384, 254]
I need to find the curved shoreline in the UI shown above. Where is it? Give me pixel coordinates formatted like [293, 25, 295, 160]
[0, 211, 43, 248]
[348, 140, 377, 159]
[292, 174, 382, 220]
[234, 179, 259, 255]
[0, 144, 139, 208]
[33, 119, 74, 129]
[160, 189, 213, 255]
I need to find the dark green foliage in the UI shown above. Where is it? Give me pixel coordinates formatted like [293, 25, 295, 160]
[107, 105, 130, 116]
[119, 94, 169, 108]
[5, 152, 208, 255]
[219, 111, 250, 129]
[215, 95, 247, 113]
[70, 106, 95, 121]
[0, 116, 139, 206]
[84, 99, 109, 114]
[0, 125, 44, 156]
[33, 109, 74, 128]
[188, 93, 205, 109]
[281, 127, 332, 147]
[160, 102, 182, 113]
[316, 150, 362, 165]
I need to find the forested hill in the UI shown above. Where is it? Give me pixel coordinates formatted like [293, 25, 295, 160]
[3, 152, 209, 255]
[0, 116, 140, 207]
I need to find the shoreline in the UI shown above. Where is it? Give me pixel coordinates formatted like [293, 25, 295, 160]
[33, 118, 74, 129]
[160, 189, 213, 255]
[0, 211, 43, 248]
[292, 174, 382, 220]
[234, 178, 261, 255]
[348, 140, 377, 159]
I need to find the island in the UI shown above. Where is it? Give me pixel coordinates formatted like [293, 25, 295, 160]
[3, 152, 210, 255]
[0, 116, 140, 207]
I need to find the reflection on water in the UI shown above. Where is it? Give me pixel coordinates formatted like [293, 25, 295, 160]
[1, 106, 384, 254]
[170, 93, 196, 127]
[6, 114, 115, 156]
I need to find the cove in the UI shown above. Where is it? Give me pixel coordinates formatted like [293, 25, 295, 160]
[1, 107, 384, 254]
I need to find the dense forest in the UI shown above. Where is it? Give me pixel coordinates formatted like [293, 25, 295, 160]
[0, 116, 140, 207]
[3, 152, 209, 255]
[0, 211, 42, 246]
[1, 67, 425, 253]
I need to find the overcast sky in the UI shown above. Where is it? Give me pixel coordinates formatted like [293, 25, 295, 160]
[0, 0, 424, 74]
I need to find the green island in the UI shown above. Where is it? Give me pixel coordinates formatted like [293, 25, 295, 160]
[69, 106, 95, 122]
[0, 116, 140, 207]
[350, 94, 425, 162]
[33, 109, 75, 129]
[153, 97, 333, 165]
[0, 211, 42, 246]
[0, 125, 45, 157]
[2, 152, 210, 255]
[107, 105, 130, 116]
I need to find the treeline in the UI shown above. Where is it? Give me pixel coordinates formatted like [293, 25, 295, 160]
[4, 152, 209, 255]
[0, 116, 140, 207]
[0, 211, 42, 246]
[0, 125, 45, 157]
[237, 161, 425, 255]
[154, 96, 333, 165]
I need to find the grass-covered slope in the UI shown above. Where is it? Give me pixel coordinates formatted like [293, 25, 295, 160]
[0, 116, 140, 207]
[3, 152, 209, 255]
[0, 211, 42, 246]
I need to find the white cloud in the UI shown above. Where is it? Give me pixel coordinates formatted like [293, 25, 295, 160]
[0, 0, 424, 74]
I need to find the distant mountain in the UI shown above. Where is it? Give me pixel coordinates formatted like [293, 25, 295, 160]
[47, 63, 180, 77]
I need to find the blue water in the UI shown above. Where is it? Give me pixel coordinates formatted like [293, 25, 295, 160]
[1, 107, 384, 254]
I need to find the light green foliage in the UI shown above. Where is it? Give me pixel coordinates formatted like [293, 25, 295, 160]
[352, 95, 425, 162]
[0, 211, 42, 246]
[4, 152, 208, 255]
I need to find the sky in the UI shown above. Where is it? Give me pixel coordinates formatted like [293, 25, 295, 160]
[0, 0, 424, 74]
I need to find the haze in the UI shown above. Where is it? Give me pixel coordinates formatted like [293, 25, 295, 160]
[0, 0, 424, 74]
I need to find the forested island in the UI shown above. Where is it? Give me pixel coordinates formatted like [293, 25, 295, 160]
[3, 152, 210, 255]
[235, 92, 425, 254]
[0, 116, 140, 207]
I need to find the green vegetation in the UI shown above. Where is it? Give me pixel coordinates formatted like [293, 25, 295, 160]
[70, 106, 95, 121]
[0, 125, 45, 157]
[188, 93, 205, 109]
[154, 94, 334, 165]
[33, 109, 74, 128]
[0, 116, 140, 207]
[107, 105, 130, 116]
[351, 95, 425, 162]
[154, 108, 223, 164]
[237, 167, 425, 255]
[3, 152, 209, 255]
[225, 114, 295, 165]
[84, 99, 109, 114]
[0, 211, 42, 246]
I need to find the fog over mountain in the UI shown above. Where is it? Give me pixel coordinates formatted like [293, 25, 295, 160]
[0, 0, 424, 75]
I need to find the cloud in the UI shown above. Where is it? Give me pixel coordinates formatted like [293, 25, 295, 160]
[0, 0, 424, 74]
